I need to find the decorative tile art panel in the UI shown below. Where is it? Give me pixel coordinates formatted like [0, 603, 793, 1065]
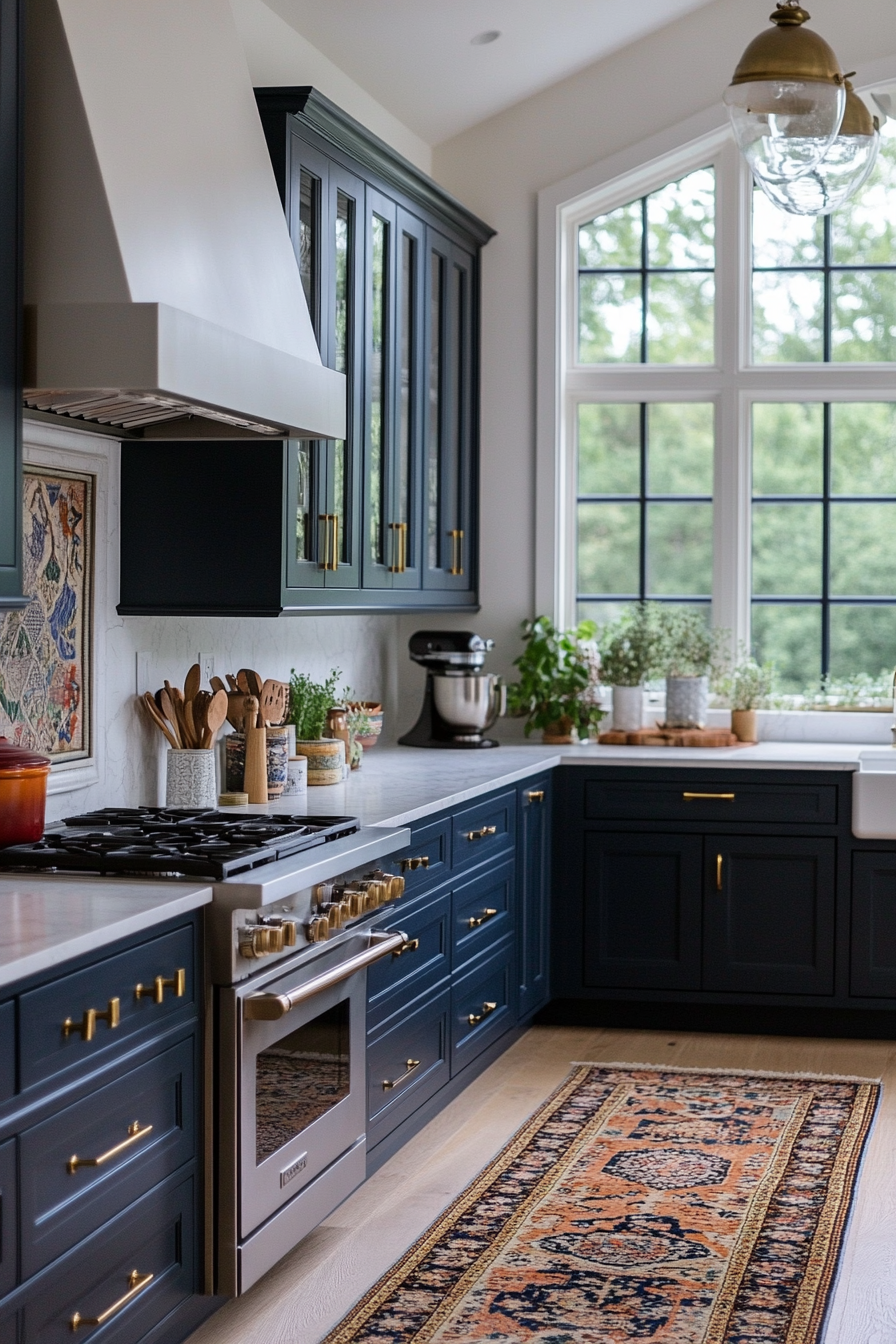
[0, 466, 94, 759]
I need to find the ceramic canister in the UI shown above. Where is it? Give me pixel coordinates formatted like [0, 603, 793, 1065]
[225, 731, 290, 797]
[293, 738, 345, 786]
[282, 755, 309, 796]
[166, 748, 217, 808]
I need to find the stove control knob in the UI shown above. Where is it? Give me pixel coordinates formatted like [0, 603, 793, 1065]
[281, 920, 297, 947]
[313, 882, 335, 906]
[338, 897, 354, 924]
[320, 902, 343, 930]
[343, 888, 366, 919]
[239, 926, 277, 959]
[305, 915, 330, 943]
[389, 874, 406, 901]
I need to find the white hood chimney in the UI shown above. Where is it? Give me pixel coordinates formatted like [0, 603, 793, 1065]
[23, 0, 345, 439]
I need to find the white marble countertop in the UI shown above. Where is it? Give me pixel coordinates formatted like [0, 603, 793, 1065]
[0, 876, 212, 989]
[236, 740, 869, 829]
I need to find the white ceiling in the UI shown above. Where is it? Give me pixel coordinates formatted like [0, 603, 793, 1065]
[263, 0, 717, 145]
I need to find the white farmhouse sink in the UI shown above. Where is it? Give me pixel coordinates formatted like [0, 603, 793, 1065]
[852, 750, 896, 837]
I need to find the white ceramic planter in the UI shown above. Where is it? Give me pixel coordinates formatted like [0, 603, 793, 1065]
[282, 756, 309, 796]
[166, 748, 217, 808]
[294, 738, 345, 786]
[665, 675, 709, 729]
[612, 685, 643, 732]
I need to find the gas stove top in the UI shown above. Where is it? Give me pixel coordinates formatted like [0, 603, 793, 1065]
[0, 808, 360, 880]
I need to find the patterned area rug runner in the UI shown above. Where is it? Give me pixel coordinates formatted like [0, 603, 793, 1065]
[326, 1064, 879, 1344]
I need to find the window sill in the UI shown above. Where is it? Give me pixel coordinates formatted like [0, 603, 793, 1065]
[705, 708, 893, 745]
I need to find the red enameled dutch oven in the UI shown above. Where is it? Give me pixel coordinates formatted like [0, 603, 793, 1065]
[0, 737, 51, 846]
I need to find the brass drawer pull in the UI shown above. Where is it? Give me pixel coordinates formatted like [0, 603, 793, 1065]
[63, 998, 120, 1043]
[468, 1001, 497, 1026]
[135, 968, 186, 1004]
[392, 938, 420, 959]
[383, 1058, 420, 1091]
[717, 854, 724, 892]
[388, 521, 408, 573]
[399, 856, 430, 873]
[683, 792, 735, 801]
[467, 908, 498, 929]
[466, 825, 497, 841]
[68, 1120, 154, 1174]
[527, 790, 545, 803]
[70, 1269, 154, 1330]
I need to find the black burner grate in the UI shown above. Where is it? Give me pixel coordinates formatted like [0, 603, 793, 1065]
[0, 810, 360, 880]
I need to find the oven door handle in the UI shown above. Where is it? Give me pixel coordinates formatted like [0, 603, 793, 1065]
[243, 931, 409, 1020]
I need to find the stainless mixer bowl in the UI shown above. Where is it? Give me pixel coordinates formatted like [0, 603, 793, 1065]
[432, 672, 506, 737]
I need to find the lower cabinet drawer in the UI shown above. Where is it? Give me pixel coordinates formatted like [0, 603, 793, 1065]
[385, 817, 452, 900]
[0, 1138, 15, 1300]
[450, 939, 515, 1078]
[19, 1033, 196, 1280]
[366, 985, 450, 1150]
[18, 1168, 196, 1344]
[0, 1001, 14, 1105]
[452, 859, 515, 969]
[452, 791, 516, 874]
[368, 890, 451, 1029]
[19, 924, 195, 1092]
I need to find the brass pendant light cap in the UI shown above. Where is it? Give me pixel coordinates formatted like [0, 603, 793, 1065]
[729, 5, 843, 88]
[841, 80, 877, 137]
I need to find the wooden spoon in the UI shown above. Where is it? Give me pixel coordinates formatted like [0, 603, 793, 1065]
[210, 676, 228, 697]
[159, 687, 183, 748]
[203, 688, 228, 748]
[141, 692, 179, 749]
[184, 662, 202, 704]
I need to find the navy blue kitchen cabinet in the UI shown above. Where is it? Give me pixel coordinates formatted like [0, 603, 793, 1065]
[0, 0, 23, 609]
[0, 912, 218, 1344]
[365, 775, 550, 1170]
[549, 765, 896, 1030]
[117, 89, 493, 617]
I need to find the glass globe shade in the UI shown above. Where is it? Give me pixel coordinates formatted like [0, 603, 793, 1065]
[724, 79, 845, 186]
[757, 127, 880, 215]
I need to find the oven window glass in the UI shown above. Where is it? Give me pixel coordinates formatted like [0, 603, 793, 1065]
[255, 1002, 350, 1164]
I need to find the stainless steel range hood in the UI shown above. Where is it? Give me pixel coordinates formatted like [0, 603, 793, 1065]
[23, 0, 345, 440]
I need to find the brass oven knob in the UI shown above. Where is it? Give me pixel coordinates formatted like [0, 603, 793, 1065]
[304, 915, 330, 942]
[281, 920, 297, 947]
[239, 927, 275, 959]
[389, 874, 405, 900]
[320, 902, 344, 930]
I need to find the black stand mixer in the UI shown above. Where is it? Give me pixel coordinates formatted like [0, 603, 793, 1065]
[398, 632, 506, 749]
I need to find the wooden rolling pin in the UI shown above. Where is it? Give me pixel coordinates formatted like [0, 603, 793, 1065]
[242, 696, 268, 804]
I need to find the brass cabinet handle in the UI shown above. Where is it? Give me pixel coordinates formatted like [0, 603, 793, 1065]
[382, 1058, 420, 1091]
[388, 521, 407, 573]
[467, 908, 498, 929]
[318, 515, 339, 571]
[716, 854, 724, 892]
[683, 792, 735, 801]
[468, 1001, 497, 1026]
[68, 1120, 154, 1174]
[399, 856, 430, 872]
[392, 938, 420, 959]
[70, 1269, 154, 1330]
[63, 998, 120, 1043]
[330, 514, 339, 571]
[135, 968, 185, 1004]
[466, 825, 497, 841]
[319, 513, 330, 570]
[448, 528, 464, 576]
[527, 790, 545, 803]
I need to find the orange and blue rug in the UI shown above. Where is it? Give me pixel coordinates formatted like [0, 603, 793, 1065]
[325, 1063, 879, 1343]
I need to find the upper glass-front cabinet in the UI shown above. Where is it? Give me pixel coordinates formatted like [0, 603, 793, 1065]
[258, 87, 494, 612]
[0, 0, 23, 609]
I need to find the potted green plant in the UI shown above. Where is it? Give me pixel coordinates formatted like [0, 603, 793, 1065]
[658, 609, 729, 729]
[288, 669, 345, 784]
[598, 604, 661, 732]
[506, 616, 606, 743]
[720, 656, 774, 742]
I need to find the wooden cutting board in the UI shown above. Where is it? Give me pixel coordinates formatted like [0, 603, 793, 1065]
[598, 726, 742, 748]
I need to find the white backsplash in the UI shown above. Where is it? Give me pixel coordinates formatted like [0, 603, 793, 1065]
[24, 421, 404, 823]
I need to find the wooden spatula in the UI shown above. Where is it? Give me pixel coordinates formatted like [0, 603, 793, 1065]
[184, 662, 202, 703]
[141, 692, 180, 749]
[203, 689, 228, 748]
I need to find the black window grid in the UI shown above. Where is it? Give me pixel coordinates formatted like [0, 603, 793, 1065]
[753, 207, 896, 364]
[578, 192, 714, 365]
[576, 402, 712, 605]
[751, 402, 896, 677]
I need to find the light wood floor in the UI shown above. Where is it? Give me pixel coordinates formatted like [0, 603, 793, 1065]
[187, 1026, 896, 1344]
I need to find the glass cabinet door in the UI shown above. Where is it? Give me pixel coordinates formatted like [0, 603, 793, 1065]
[390, 207, 425, 589]
[363, 190, 397, 588]
[424, 229, 475, 592]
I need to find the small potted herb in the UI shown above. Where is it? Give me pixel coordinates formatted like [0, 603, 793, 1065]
[288, 669, 345, 784]
[506, 616, 606, 743]
[658, 609, 729, 729]
[598, 604, 661, 732]
[720, 656, 774, 743]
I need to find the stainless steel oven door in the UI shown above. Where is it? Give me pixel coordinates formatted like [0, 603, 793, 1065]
[232, 930, 405, 1238]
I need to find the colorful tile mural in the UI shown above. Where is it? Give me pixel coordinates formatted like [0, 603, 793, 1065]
[0, 467, 93, 758]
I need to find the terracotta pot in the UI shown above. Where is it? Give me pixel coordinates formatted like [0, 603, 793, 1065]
[541, 717, 577, 745]
[0, 737, 51, 846]
[731, 708, 758, 743]
[349, 702, 384, 750]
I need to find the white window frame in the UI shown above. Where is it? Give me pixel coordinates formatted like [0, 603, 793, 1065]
[537, 86, 896, 663]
